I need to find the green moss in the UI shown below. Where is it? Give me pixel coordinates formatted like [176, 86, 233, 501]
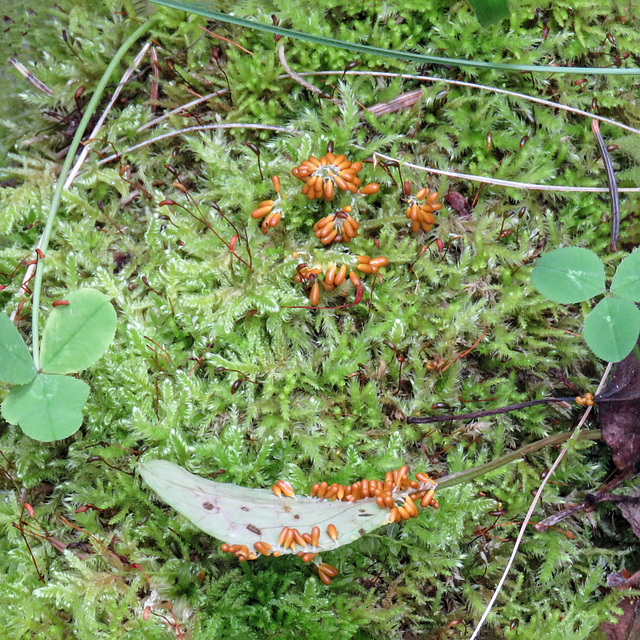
[1, 0, 639, 637]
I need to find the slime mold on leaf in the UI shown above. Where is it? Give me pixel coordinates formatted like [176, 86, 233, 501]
[140, 460, 438, 563]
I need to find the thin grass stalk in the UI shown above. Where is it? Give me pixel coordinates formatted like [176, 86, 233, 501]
[305, 70, 640, 139]
[64, 43, 151, 189]
[96, 124, 294, 165]
[436, 429, 602, 490]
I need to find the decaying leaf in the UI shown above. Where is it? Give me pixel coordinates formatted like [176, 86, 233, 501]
[140, 460, 437, 557]
[596, 338, 640, 472]
[613, 487, 640, 540]
[607, 569, 640, 589]
[444, 191, 473, 218]
[601, 596, 640, 640]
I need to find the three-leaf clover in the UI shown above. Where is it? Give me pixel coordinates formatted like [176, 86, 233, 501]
[531, 247, 640, 363]
[0, 289, 116, 441]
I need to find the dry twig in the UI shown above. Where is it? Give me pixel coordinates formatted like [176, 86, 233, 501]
[278, 44, 341, 106]
[373, 152, 640, 193]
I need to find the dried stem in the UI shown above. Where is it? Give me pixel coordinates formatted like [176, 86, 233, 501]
[137, 88, 229, 132]
[96, 124, 294, 165]
[278, 44, 341, 106]
[407, 397, 576, 425]
[20, 21, 153, 365]
[8, 58, 53, 96]
[591, 119, 620, 251]
[198, 25, 254, 55]
[373, 152, 640, 193]
[11, 41, 150, 323]
[468, 362, 612, 640]
[299, 70, 640, 138]
[441, 327, 489, 373]
[435, 429, 602, 491]
[65, 43, 151, 189]
[534, 469, 630, 530]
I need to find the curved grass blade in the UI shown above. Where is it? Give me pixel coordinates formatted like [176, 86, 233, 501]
[150, 0, 640, 76]
[29, 19, 152, 370]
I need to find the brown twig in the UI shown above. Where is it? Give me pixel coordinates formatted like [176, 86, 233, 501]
[373, 151, 640, 194]
[407, 397, 576, 425]
[150, 45, 159, 113]
[278, 44, 341, 106]
[441, 327, 489, 373]
[13, 520, 45, 582]
[188, 341, 215, 376]
[367, 89, 422, 117]
[469, 362, 613, 640]
[8, 58, 53, 96]
[96, 124, 293, 165]
[199, 26, 253, 55]
[534, 470, 632, 530]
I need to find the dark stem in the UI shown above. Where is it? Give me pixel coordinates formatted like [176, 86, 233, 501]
[407, 397, 576, 424]
[591, 118, 620, 251]
[534, 468, 631, 530]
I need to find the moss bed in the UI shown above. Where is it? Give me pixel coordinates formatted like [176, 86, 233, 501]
[1, 0, 640, 637]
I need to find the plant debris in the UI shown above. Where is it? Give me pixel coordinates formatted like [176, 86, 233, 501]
[596, 337, 640, 472]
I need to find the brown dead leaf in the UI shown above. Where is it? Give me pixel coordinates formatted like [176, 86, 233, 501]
[367, 90, 422, 117]
[601, 597, 640, 640]
[444, 191, 473, 218]
[607, 569, 640, 589]
[614, 487, 640, 540]
[595, 338, 640, 472]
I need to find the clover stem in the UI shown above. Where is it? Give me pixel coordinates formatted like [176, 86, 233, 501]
[30, 19, 153, 370]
